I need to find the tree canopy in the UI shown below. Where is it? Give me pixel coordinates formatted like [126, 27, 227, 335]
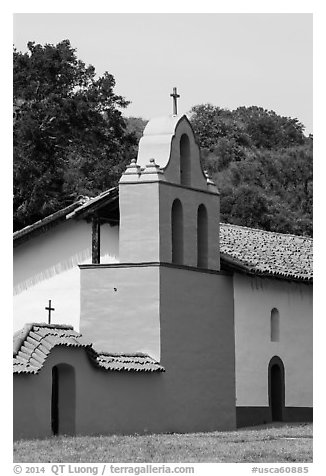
[190, 104, 312, 236]
[190, 104, 306, 151]
[13, 40, 137, 231]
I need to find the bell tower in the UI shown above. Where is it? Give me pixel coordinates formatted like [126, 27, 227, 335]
[80, 91, 236, 431]
[119, 113, 220, 269]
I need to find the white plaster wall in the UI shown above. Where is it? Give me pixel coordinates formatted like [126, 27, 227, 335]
[13, 220, 119, 332]
[80, 265, 160, 360]
[119, 182, 160, 263]
[234, 273, 313, 407]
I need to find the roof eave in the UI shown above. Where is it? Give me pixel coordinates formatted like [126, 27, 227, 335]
[13, 323, 165, 374]
[13, 188, 119, 247]
[13, 201, 84, 247]
[220, 253, 313, 284]
[66, 187, 119, 220]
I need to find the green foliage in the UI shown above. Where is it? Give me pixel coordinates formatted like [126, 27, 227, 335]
[191, 103, 305, 151]
[190, 104, 312, 236]
[125, 116, 148, 142]
[191, 104, 252, 150]
[234, 106, 305, 149]
[13, 40, 137, 230]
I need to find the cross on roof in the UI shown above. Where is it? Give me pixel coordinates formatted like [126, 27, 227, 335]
[170, 87, 180, 115]
[45, 299, 55, 324]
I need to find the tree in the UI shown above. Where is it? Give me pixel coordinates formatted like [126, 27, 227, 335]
[234, 106, 305, 149]
[190, 104, 252, 151]
[13, 40, 137, 230]
[125, 116, 148, 142]
[217, 142, 312, 236]
[190, 103, 305, 151]
[189, 103, 311, 236]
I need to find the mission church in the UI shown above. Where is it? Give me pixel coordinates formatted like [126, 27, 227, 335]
[13, 91, 313, 440]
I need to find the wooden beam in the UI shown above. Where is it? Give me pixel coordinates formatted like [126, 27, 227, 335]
[92, 215, 100, 264]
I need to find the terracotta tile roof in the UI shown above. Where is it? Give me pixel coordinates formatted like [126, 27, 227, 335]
[13, 323, 164, 375]
[94, 352, 165, 373]
[219, 223, 313, 282]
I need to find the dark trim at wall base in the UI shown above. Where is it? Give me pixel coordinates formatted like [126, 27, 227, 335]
[284, 407, 313, 422]
[236, 407, 313, 427]
[236, 407, 271, 427]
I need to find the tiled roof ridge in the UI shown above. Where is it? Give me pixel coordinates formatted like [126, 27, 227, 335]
[97, 351, 155, 358]
[13, 323, 34, 356]
[221, 252, 312, 282]
[13, 323, 92, 376]
[220, 222, 313, 241]
[27, 322, 74, 330]
[94, 353, 165, 373]
[13, 323, 164, 374]
[13, 322, 75, 355]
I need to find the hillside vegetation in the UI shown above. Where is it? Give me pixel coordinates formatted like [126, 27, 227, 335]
[190, 104, 312, 236]
[13, 40, 312, 236]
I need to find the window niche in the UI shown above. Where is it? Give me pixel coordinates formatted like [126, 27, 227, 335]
[271, 308, 280, 342]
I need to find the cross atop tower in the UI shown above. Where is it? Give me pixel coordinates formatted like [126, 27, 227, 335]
[45, 299, 55, 324]
[170, 87, 180, 115]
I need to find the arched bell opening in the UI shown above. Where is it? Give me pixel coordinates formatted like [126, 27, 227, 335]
[171, 199, 184, 265]
[197, 204, 208, 268]
[180, 134, 191, 187]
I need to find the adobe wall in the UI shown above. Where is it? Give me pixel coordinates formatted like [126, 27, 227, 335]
[13, 346, 164, 440]
[14, 372, 51, 440]
[79, 262, 236, 434]
[233, 274, 313, 425]
[159, 266, 236, 431]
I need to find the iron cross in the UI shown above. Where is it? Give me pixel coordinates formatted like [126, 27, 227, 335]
[170, 87, 180, 115]
[45, 299, 55, 324]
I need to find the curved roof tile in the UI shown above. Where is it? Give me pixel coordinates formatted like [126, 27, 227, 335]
[13, 324, 164, 375]
[220, 223, 312, 282]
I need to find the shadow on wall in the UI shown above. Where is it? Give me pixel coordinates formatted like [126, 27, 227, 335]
[14, 220, 119, 295]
